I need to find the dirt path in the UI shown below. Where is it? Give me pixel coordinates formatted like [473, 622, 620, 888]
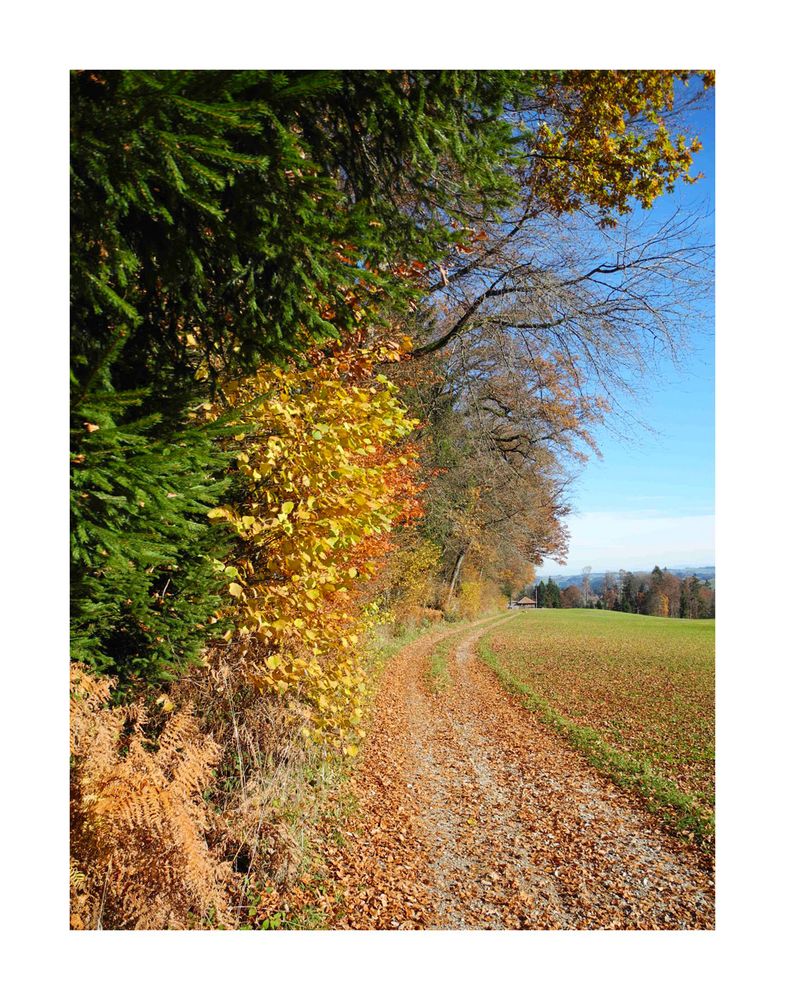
[313, 614, 715, 929]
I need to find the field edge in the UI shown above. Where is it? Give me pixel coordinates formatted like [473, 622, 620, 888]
[476, 632, 715, 855]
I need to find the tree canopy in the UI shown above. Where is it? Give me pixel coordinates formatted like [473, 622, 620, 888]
[70, 68, 714, 680]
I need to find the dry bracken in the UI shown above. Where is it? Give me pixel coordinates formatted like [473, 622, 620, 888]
[70, 664, 233, 930]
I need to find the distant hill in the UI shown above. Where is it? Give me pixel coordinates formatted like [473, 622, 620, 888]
[534, 566, 715, 592]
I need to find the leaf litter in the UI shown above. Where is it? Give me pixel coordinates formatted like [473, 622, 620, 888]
[292, 619, 714, 929]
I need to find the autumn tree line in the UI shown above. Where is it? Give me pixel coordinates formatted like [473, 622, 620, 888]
[527, 567, 714, 618]
[599, 567, 715, 618]
[70, 70, 714, 928]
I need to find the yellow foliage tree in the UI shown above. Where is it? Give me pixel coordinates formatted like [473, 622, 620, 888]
[209, 342, 420, 752]
[528, 70, 715, 224]
[371, 531, 442, 623]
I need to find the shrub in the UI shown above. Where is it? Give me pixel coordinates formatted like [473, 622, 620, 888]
[208, 341, 422, 751]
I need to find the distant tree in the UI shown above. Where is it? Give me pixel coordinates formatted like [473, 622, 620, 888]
[561, 584, 583, 608]
[581, 565, 592, 607]
[679, 574, 711, 619]
[698, 585, 715, 619]
[535, 580, 547, 608]
[545, 577, 562, 608]
[605, 565, 711, 619]
[690, 576, 703, 618]
[645, 565, 660, 614]
[661, 569, 683, 618]
[634, 573, 651, 614]
[603, 571, 618, 610]
[680, 578, 690, 618]
[620, 571, 636, 613]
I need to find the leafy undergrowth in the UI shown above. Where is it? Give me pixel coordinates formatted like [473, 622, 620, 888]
[71, 606, 506, 930]
[70, 654, 350, 930]
[477, 610, 714, 851]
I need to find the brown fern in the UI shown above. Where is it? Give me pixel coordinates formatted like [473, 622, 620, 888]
[71, 648, 341, 929]
[70, 665, 235, 929]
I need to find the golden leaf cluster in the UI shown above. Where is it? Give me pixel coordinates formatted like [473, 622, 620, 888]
[530, 70, 714, 225]
[209, 343, 421, 751]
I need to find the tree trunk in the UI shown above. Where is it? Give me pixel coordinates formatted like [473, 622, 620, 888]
[445, 547, 467, 609]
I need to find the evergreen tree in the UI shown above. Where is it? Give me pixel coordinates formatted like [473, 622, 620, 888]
[679, 574, 705, 619]
[620, 572, 635, 613]
[545, 577, 561, 608]
[535, 580, 547, 608]
[679, 579, 689, 618]
[71, 70, 531, 394]
[646, 565, 664, 615]
[70, 349, 237, 682]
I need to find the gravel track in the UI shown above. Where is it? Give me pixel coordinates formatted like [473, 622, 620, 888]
[318, 615, 715, 930]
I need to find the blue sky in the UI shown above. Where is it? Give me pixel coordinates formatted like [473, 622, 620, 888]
[538, 82, 715, 576]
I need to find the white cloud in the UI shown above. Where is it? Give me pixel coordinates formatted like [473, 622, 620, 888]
[537, 511, 715, 575]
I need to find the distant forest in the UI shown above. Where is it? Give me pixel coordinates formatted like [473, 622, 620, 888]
[523, 566, 715, 618]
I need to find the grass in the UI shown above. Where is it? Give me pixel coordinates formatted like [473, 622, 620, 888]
[369, 605, 509, 667]
[426, 608, 514, 694]
[428, 636, 453, 692]
[477, 610, 715, 851]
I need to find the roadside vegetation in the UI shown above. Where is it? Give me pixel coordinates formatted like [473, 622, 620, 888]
[478, 610, 715, 850]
